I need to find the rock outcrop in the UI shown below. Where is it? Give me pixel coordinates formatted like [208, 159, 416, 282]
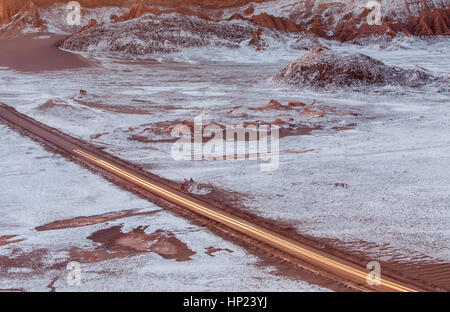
[409, 8, 450, 36]
[288, 0, 450, 41]
[62, 13, 255, 56]
[248, 28, 267, 50]
[0, 0, 44, 31]
[2, 0, 448, 41]
[0, 0, 130, 25]
[275, 47, 434, 89]
[249, 13, 303, 33]
[114, 1, 210, 23]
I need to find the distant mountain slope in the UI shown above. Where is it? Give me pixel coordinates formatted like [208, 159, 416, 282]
[242, 0, 450, 40]
[1, 0, 449, 40]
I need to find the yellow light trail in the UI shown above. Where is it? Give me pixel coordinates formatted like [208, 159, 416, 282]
[73, 148, 418, 292]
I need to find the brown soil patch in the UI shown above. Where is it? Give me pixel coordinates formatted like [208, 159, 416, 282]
[205, 246, 233, 257]
[0, 248, 53, 275]
[35, 208, 161, 231]
[0, 288, 24, 292]
[150, 235, 196, 261]
[249, 99, 292, 111]
[300, 108, 326, 118]
[128, 114, 326, 145]
[0, 34, 91, 72]
[70, 225, 196, 263]
[73, 99, 179, 115]
[90, 132, 110, 140]
[332, 123, 357, 131]
[0, 235, 24, 246]
[37, 99, 72, 111]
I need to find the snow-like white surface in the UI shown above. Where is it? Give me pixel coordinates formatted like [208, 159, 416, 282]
[0, 33, 449, 272]
[0, 124, 325, 291]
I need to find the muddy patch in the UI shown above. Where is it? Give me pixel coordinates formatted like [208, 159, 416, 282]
[70, 225, 195, 263]
[0, 288, 24, 292]
[0, 248, 55, 276]
[37, 99, 72, 111]
[36, 208, 161, 231]
[90, 132, 110, 140]
[205, 246, 233, 257]
[0, 34, 91, 72]
[127, 119, 321, 145]
[126, 98, 359, 146]
[73, 98, 181, 115]
[331, 123, 357, 131]
[0, 235, 24, 247]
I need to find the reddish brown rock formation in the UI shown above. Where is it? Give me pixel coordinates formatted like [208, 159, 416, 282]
[250, 12, 302, 32]
[276, 47, 434, 89]
[62, 10, 253, 55]
[409, 8, 450, 36]
[113, 2, 450, 40]
[243, 3, 254, 16]
[263, 99, 284, 110]
[116, 1, 153, 21]
[77, 18, 96, 32]
[149, 0, 264, 10]
[0, 0, 130, 25]
[334, 9, 398, 42]
[228, 11, 304, 33]
[321, 5, 450, 41]
[309, 15, 330, 39]
[250, 99, 319, 111]
[248, 28, 266, 50]
[288, 101, 307, 107]
[3, 0, 446, 43]
[0, 0, 44, 30]
[300, 108, 325, 118]
[115, 1, 211, 23]
[1, 0, 27, 25]
[248, 99, 289, 111]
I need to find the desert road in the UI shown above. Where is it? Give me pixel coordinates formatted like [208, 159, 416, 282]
[0, 102, 422, 292]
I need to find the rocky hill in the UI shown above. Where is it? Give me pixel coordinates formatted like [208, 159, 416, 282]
[61, 12, 256, 56]
[1, 0, 449, 40]
[274, 47, 435, 89]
